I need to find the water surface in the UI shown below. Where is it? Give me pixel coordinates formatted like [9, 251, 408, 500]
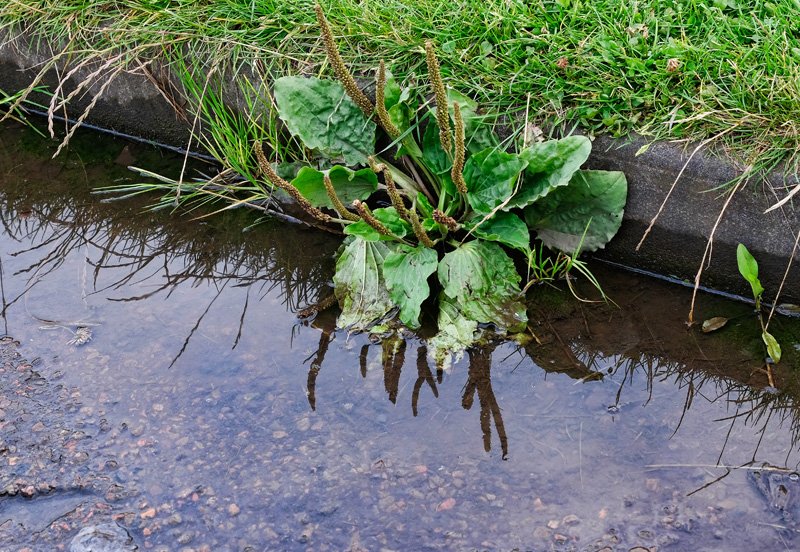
[0, 122, 799, 551]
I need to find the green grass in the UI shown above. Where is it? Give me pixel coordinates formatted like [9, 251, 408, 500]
[2, 0, 800, 180]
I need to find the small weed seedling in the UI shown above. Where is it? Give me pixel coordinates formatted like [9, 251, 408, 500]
[737, 243, 781, 387]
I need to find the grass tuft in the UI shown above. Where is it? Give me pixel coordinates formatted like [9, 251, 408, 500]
[1, 0, 799, 182]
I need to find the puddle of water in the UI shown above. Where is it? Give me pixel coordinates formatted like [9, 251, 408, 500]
[0, 121, 799, 551]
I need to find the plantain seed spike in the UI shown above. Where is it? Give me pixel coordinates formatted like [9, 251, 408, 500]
[253, 142, 332, 223]
[451, 102, 467, 195]
[384, 170, 410, 218]
[368, 156, 386, 174]
[408, 208, 435, 248]
[315, 4, 374, 117]
[323, 173, 359, 221]
[425, 40, 451, 155]
[433, 209, 459, 231]
[376, 61, 400, 138]
[353, 200, 391, 236]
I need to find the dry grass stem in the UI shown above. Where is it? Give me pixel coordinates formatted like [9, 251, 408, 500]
[764, 182, 800, 214]
[47, 53, 125, 138]
[687, 179, 744, 324]
[636, 126, 739, 252]
[0, 44, 71, 124]
[52, 65, 127, 158]
[765, 227, 800, 331]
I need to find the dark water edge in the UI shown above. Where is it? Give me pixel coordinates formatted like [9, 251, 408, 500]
[0, 121, 799, 551]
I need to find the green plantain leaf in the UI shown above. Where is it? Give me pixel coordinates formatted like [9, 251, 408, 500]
[736, 243, 764, 300]
[463, 148, 528, 214]
[273, 76, 376, 165]
[333, 238, 395, 330]
[343, 207, 413, 242]
[421, 121, 452, 173]
[524, 170, 627, 253]
[290, 166, 378, 209]
[382, 68, 417, 136]
[763, 331, 782, 364]
[382, 67, 403, 108]
[416, 192, 434, 218]
[383, 245, 439, 328]
[506, 136, 592, 210]
[421, 121, 457, 196]
[437, 240, 528, 332]
[466, 211, 530, 252]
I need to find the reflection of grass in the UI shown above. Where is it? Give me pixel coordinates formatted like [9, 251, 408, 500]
[0, 86, 47, 134]
[564, 343, 800, 457]
[0, 124, 337, 315]
[3, 1, 800, 184]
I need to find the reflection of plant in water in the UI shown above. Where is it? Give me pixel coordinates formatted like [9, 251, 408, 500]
[569, 344, 800, 470]
[463, 346, 508, 460]
[301, 317, 508, 458]
[412, 346, 439, 417]
[0, 155, 336, 365]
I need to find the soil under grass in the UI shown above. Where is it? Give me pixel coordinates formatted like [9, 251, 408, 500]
[1, 0, 799, 184]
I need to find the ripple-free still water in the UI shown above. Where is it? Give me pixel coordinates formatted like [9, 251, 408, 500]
[0, 123, 799, 551]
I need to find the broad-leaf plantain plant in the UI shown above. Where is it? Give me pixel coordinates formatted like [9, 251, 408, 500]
[255, 6, 628, 367]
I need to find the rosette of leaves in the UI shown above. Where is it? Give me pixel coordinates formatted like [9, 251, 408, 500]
[261, 8, 628, 367]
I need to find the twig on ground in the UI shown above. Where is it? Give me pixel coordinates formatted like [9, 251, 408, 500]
[636, 126, 739, 252]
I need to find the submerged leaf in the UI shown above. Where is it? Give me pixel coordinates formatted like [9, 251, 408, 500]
[701, 316, 728, 333]
[507, 136, 592, 210]
[291, 166, 378, 209]
[427, 294, 479, 370]
[524, 170, 627, 253]
[763, 331, 782, 364]
[383, 245, 439, 328]
[467, 211, 530, 252]
[333, 238, 394, 330]
[273, 76, 376, 165]
[437, 241, 528, 332]
[736, 243, 764, 300]
[463, 148, 528, 214]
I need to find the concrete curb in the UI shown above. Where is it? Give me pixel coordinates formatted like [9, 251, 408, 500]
[2, 31, 798, 302]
